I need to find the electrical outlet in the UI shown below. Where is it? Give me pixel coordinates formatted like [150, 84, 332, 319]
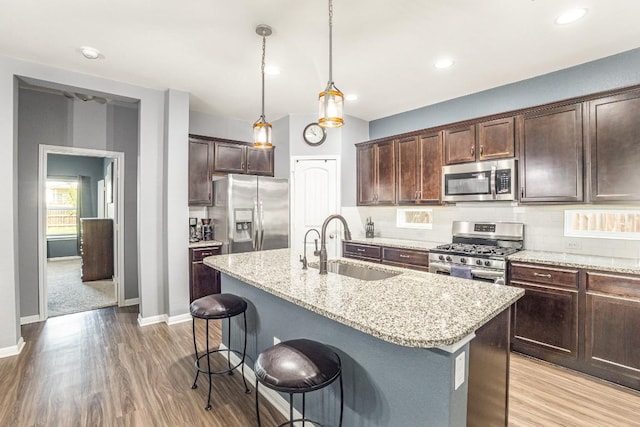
[565, 240, 582, 250]
[455, 351, 465, 390]
[273, 336, 280, 345]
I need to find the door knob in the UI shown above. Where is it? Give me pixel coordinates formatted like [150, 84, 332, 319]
[329, 233, 335, 239]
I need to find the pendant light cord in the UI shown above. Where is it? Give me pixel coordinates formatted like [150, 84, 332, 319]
[260, 33, 266, 119]
[328, 0, 333, 84]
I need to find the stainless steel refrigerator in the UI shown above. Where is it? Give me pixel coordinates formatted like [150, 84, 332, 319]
[210, 174, 289, 254]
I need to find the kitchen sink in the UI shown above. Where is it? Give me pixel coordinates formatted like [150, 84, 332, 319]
[310, 260, 401, 281]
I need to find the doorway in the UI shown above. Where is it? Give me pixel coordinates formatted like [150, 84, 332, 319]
[290, 156, 341, 261]
[38, 146, 125, 320]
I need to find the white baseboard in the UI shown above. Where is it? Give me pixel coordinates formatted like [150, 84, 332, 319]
[219, 343, 302, 422]
[167, 313, 191, 325]
[137, 313, 167, 327]
[123, 298, 140, 307]
[20, 315, 42, 325]
[0, 337, 25, 359]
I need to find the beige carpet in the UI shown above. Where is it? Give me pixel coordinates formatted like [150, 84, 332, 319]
[47, 258, 116, 318]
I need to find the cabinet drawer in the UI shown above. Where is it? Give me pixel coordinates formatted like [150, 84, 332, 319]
[382, 247, 429, 268]
[191, 246, 221, 262]
[586, 271, 640, 300]
[510, 263, 578, 289]
[343, 243, 381, 260]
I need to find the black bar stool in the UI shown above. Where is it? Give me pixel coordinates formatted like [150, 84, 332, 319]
[254, 339, 343, 426]
[190, 293, 250, 410]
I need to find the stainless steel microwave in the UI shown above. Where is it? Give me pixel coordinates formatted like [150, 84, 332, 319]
[442, 158, 517, 202]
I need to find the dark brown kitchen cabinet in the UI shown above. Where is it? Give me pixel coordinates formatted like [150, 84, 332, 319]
[357, 139, 396, 205]
[213, 141, 274, 176]
[381, 247, 429, 271]
[584, 271, 640, 389]
[589, 89, 640, 202]
[342, 242, 382, 262]
[188, 137, 214, 205]
[443, 117, 515, 165]
[396, 133, 442, 204]
[518, 103, 584, 203]
[80, 218, 114, 282]
[509, 262, 579, 369]
[189, 246, 221, 302]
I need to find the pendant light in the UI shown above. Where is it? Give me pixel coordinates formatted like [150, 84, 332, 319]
[318, 0, 344, 128]
[253, 24, 273, 148]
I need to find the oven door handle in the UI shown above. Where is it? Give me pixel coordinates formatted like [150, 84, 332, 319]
[429, 261, 451, 274]
[471, 269, 505, 285]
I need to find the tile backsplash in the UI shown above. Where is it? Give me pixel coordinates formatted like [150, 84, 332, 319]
[343, 204, 640, 260]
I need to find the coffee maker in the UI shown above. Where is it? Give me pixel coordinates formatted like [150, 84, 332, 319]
[189, 217, 198, 242]
[201, 218, 213, 241]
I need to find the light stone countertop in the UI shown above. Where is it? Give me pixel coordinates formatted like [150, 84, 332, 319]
[188, 240, 223, 249]
[204, 248, 524, 348]
[346, 236, 444, 251]
[508, 250, 640, 275]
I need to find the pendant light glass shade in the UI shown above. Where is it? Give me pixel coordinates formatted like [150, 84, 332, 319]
[319, 0, 344, 128]
[253, 24, 273, 148]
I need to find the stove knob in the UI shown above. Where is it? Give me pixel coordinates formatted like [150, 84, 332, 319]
[439, 255, 445, 261]
[484, 260, 491, 267]
[476, 260, 482, 266]
[460, 258, 466, 264]
[445, 256, 452, 262]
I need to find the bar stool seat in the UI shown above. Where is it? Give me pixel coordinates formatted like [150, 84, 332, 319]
[255, 339, 343, 426]
[190, 293, 249, 411]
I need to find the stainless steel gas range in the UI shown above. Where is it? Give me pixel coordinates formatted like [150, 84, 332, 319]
[428, 221, 524, 284]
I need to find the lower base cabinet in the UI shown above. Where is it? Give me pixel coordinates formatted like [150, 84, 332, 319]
[342, 241, 429, 271]
[189, 246, 221, 302]
[508, 261, 640, 391]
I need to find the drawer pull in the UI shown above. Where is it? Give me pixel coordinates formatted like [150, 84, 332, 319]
[399, 254, 410, 258]
[356, 248, 366, 252]
[533, 272, 552, 279]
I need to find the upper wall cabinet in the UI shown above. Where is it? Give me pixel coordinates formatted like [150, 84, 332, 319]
[589, 89, 640, 202]
[189, 135, 274, 206]
[518, 104, 583, 203]
[443, 117, 515, 165]
[357, 139, 396, 205]
[396, 133, 442, 204]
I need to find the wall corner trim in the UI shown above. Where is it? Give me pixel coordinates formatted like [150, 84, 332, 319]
[137, 313, 167, 327]
[167, 313, 191, 325]
[0, 337, 25, 359]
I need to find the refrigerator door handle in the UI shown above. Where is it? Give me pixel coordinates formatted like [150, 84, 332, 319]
[259, 200, 265, 250]
[253, 199, 259, 251]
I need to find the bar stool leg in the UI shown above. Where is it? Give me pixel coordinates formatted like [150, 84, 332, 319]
[205, 319, 213, 410]
[191, 318, 199, 389]
[227, 318, 233, 374]
[289, 393, 294, 423]
[339, 371, 344, 427]
[302, 393, 306, 426]
[241, 311, 250, 393]
[255, 378, 261, 427]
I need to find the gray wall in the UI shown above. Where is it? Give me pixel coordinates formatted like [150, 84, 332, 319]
[370, 47, 640, 139]
[17, 88, 140, 316]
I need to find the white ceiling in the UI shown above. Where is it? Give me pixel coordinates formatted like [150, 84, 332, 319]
[2, 0, 639, 123]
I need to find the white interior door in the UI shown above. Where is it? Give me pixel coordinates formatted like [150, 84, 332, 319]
[291, 158, 340, 263]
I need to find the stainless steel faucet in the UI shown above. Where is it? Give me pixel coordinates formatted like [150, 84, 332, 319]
[300, 228, 321, 269]
[319, 214, 352, 274]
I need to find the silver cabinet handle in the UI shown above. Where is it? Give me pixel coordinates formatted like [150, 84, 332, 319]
[399, 254, 410, 258]
[533, 272, 552, 279]
[356, 248, 366, 252]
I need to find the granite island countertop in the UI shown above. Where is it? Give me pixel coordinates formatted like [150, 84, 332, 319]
[204, 248, 524, 349]
[509, 250, 640, 275]
[188, 240, 223, 249]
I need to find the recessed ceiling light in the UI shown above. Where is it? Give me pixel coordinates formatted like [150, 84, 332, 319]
[345, 94, 358, 101]
[265, 65, 280, 76]
[80, 46, 101, 60]
[435, 58, 454, 69]
[555, 8, 587, 25]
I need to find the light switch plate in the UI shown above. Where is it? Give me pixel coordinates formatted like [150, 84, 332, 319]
[455, 351, 465, 390]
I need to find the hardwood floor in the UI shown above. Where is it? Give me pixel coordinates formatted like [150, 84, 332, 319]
[0, 306, 284, 427]
[2, 306, 639, 426]
[509, 353, 640, 426]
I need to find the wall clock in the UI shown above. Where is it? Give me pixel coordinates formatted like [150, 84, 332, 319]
[303, 122, 327, 146]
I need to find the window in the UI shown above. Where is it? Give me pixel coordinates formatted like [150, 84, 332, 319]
[396, 208, 433, 229]
[564, 209, 640, 240]
[46, 179, 78, 237]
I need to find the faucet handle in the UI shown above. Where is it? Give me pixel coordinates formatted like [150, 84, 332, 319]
[299, 254, 308, 270]
[313, 239, 320, 256]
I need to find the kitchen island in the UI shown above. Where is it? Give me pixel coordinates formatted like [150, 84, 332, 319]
[204, 248, 524, 426]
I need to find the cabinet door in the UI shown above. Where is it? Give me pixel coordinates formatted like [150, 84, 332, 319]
[188, 138, 213, 205]
[189, 247, 221, 302]
[443, 124, 476, 164]
[589, 90, 640, 202]
[213, 142, 246, 173]
[418, 132, 442, 203]
[381, 247, 429, 271]
[396, 136, 419, 204]
[246, 146, 274, 176]
[80, 219, 114, 282]
[584, 272, 640, 389]
[376, 139, 396, 204]
[518, 104, 583, 203]
[510, 263, 579, 367]
[342, 242, 382, 262]
[357, 144, 377, 205]
[478, 117, 515, 160]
